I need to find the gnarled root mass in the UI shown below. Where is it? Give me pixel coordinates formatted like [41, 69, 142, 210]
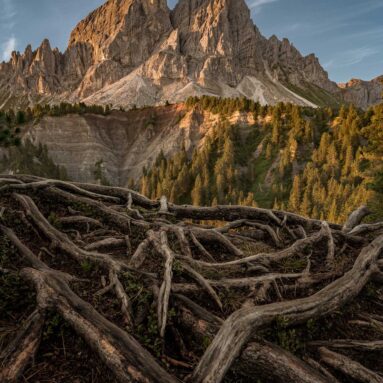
[0, 175, 382, 383]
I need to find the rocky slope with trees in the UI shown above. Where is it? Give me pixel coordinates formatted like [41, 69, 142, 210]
[1, 96, 383, 224]
[139, 97, 383, 224]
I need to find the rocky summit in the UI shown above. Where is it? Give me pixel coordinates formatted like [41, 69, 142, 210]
[0, 0, 381, 110]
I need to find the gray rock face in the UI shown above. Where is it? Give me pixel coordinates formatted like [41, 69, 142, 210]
[170, 0, 264, 85]
[338, 76, 383, 109]
[0, 0, 380, 109]
[263, 36, 339, 94]
[18, 105, 257, 185]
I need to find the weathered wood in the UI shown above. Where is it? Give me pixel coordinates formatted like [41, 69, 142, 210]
[343, 205, 371, 233]
[322, 221, 335, 267]
[176, 297, 330, 383]
[182, 229, 325, 269]
[319, 347, 383, 383]
[309, 339, 383, 351]
[168, 204, 341, 229]
[191, 234, 383, 383]
[236, 339, 331, 383]
[21, 267, 179, 383]
[14, 193, 128, 272]
[191, 227, 244, 257]
[84, 237, 126, 251]
[0, 310, 45, 383]
[0, 179, 121, 203]
[349, 222, 383, 236]
[1, 176, 382, 383]
[58, 215, 103, 229]
[180, 262, 223, 310]
[172, 273, 304, 293]
[155, 231, 175, 338]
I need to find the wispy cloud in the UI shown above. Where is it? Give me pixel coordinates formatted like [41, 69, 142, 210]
[266, 0, 383, 39]
[346, 26, 383, 41]
[323, 59, 335, 70]
[249, 0, 279, 14]
[0, 0, 16, 25]
[2, 36, 17, 61]
[326, 47, 379, 69]
[0, 0, 17, 61]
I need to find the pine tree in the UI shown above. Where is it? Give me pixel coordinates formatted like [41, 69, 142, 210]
[288, 175, 301, 212]
[300, 189, 311, 217]
[271, 120, 281, 145]
[191, 175, 204, 206]
[342, 146, 353, 178]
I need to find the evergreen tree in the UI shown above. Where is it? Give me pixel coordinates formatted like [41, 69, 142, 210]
[288, 175, 301, 212]
[191, 175, 204, 206]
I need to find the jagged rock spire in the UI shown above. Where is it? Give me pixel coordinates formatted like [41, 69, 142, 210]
[68, 0, 172, 66]
[0, 0, 380, 109]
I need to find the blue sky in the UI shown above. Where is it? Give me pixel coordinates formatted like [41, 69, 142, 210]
[1, 0, 382, 83]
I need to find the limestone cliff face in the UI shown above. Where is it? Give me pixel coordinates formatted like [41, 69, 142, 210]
[170, 0, 265, 86]
[0, 0, 379, 110]
[69, 0, 173, 97]
[263, 36, 339, 94]
[0, 38, 93, 109]
[16, 104, 256, 185]
[338, 76, 382, 109]
[69, 0, 171, 65]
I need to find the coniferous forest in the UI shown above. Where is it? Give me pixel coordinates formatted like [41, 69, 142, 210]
[140, 96, 383, 224]
[1, 96, 382, 225]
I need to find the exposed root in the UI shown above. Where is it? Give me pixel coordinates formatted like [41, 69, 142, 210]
[349, 222, 383, 236]
[319, 347, 383, 383]
[84, 237, 126, 252]
[0, 310, 45, 383]
[179, 262, 223, 310]
[1, 175, 382, 383]
[110, 270, 134, 329]
[182, 229, 325, 269]
[155, 231, 175, 338]
[342, 205, 371, 233]
[303, 356, 341, 383]
[309, 339, 383, 351]
[191, 227, 244, 257]
[22, 267, 178, 383]
[0, 179, 121, 204]
[58, 215, 103, 230]
[322, 221, 335, 267]
[129, 238, 150, 269]
[189, 231, 216, 262]
[236, 339, 331, 383]
[191, 234, 383, 383]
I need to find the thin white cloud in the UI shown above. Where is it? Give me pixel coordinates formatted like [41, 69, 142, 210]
[323, 59, 335, 69]
[329, 47, 379, 69]
[1, 0, 17, 61]
[0, 0, 16, 23]
[268, 0, 383, 39]
[249, 0, 279, 13]
[347, 26, 383, 40]
[343, 47, 379, 66]
[2, 36, 17, 61]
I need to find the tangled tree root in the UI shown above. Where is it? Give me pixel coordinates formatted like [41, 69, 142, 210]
[0, 175, 382, 383]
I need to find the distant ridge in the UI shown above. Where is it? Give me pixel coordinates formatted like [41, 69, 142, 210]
[0, 0, 381, 110]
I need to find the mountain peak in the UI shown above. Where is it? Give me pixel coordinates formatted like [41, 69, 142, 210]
[170, 0, 264, 86]
[0, 0, 380, 110]
[68, 0, 171, 64]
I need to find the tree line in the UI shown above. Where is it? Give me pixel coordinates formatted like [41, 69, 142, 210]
[140, 97, 383, 224]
